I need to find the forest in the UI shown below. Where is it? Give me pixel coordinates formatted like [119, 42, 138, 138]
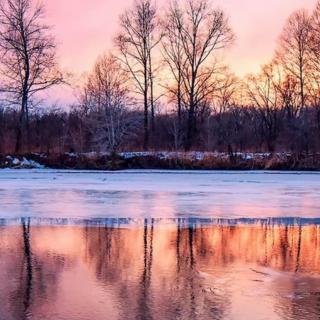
[0, 0, 320, 158]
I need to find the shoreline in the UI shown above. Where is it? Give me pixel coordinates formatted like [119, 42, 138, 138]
[1, 152, 320, 171]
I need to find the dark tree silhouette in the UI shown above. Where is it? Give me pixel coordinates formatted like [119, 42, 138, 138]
[276, 9, 313, 110]
[0, 0, 64, 152]
[162, 0, 234, 150]
[79, 54, 140, 152]
[115, 0, 161, 149]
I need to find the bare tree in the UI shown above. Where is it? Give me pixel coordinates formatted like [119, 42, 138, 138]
[210, 70, 238, 150]
[162, 0, 234, 150]
[246, 63, 283, 152]
[213, 69, 238, 115]
[310, 1, 320, 73]
[274, 73, 300, 119]
[276, 9, 313, 111]
[81, 55, 140, 153]
[309, 1, 320, 125]
[161, 3, 185, 132]
[115, 0, 161, 150]
[0, 0, 64, 152]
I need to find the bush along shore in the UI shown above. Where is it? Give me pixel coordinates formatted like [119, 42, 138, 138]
[1, 152, 320, 171]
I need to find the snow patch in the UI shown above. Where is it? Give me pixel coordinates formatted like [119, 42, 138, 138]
[20, 157, 45, 169]
[12, 158, 20, 165]
[3, 156, 45, 169]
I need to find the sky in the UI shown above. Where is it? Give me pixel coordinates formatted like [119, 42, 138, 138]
[43, 0, 317, 105]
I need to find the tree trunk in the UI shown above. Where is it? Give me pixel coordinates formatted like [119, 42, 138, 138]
[143, 89, 149, 150]
[149, 52, 155, 137]
[15, 114, 23, 154]
[185, 104, 195, 151]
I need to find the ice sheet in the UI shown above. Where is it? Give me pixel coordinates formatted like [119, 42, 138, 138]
[0, 169, 319, 219]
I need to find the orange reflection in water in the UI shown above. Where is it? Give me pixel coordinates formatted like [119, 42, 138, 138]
[0, 220, 320, 320]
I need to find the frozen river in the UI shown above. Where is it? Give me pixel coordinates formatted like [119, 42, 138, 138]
[1, 170, 320, 320]
[0, 169, 320, 220]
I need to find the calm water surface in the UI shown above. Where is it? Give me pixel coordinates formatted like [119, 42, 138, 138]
[0, 170, 320, 320]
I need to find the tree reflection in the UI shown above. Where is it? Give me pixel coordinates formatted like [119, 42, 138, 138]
[21, 217, 33, 316]
[0, 218, 319, 320]
[137, 218, 154, 320]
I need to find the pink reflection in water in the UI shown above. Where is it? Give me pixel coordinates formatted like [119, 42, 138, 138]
[0, 220, 319, 320]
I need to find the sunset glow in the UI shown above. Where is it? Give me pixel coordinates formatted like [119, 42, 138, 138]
[45, 0, 316, 79]
[1, 1, 320, 318]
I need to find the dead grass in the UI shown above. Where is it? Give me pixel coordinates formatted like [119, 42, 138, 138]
[1, 152, 319, 170]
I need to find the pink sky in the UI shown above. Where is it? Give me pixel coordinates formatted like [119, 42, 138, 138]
[43, 0, 317, 104]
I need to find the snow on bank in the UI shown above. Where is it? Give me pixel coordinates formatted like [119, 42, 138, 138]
[0, 151, 316, 170]
[116, 151, 292, 161]
[2, 156, 45, 169]
[60, 151, 278, 161]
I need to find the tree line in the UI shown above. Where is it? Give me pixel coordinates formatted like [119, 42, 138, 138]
[0, 0, 320, 154]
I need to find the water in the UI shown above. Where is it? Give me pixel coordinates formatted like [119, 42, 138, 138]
[0, 170, 320, 320]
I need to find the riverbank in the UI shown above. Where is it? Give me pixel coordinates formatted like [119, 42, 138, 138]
[1, 151, 320, 171]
